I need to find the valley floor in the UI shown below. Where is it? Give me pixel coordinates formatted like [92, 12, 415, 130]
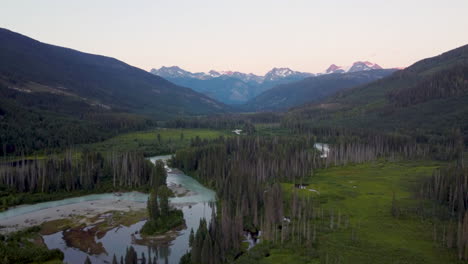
[245, 160, 464, 264]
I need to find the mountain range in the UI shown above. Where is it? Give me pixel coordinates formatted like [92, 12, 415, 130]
[151, 62, 388, 104]
[324, 61, 383, 74]
[150, 66, 314, 104]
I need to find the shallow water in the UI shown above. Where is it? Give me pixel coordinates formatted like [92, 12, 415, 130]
[1, 155, 216, 264]
[43, 202, 214, 264]
[314, 143, 330, 158]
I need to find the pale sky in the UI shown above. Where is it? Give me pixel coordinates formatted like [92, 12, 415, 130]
[1, 0, 468, 75]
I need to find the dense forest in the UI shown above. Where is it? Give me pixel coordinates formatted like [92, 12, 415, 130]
[169, 129, 465, 263]
[0, 83, 156, 155]
[0, 24, 467, 264]
[0, 150, 166, 211]
[284, 45, 468, 143]
[420, 166, 468, 260]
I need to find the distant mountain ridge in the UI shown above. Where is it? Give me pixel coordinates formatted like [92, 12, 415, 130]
[244, 69, 395, 111]
[150, 66, 314, 104]
[324, 61, 383, 74]
[151, 63, 389, 105]
[151, 66, 314, 84]
[152, 61, 385, 82]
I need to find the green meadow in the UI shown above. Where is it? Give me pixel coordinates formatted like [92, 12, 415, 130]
[257, 161, 463, 264]
[85, 128, 228, 156]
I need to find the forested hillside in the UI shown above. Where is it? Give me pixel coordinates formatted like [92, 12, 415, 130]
[244, 69, 395, 111]
[285, 44, 468, 141]
[0, 28, 225, 117]
[0, 28, 228, 154]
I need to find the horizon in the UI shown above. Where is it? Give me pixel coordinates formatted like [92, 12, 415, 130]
[2, 0, 468, 75]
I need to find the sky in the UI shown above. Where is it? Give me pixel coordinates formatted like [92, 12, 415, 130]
[1, 0, 468, 75]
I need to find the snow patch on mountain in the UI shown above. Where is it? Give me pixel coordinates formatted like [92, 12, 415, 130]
[323, 61, 382, 74]
[151, 61, 388, 82]
[264, 68, 314, 81]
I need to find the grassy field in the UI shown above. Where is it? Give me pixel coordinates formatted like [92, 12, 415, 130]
[258, 160, 464, 264]
[84, 128, 228, 156]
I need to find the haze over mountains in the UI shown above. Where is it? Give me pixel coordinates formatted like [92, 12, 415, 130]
[325, 61, 383, 74]
[151, 62, 392, 105]
[151, 66, 313, 104]
[244, 69, 396, 111]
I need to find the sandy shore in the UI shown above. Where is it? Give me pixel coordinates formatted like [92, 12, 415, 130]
[0, 182, 196, 233]
[169, 182, 198, 197]
[0, 199, 147, 233]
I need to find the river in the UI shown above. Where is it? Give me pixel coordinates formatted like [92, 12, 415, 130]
[0, 155, 216, 264]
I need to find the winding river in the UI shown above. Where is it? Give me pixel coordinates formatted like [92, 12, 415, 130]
[0, 155, 216, 264]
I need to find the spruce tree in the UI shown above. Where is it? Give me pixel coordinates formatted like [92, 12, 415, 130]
[84, 256, 92, 264]
[201, 232, 213, 263]
[148, 189, 160, 221]
[189, 228, 195, 247]
[159, 186, 170, 217]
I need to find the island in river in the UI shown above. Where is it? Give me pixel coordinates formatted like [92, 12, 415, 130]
[0, 155, 216, 264]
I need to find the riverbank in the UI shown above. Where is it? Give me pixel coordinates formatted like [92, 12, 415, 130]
[0, 181, 195, 233]
[0, 198, 146, 233]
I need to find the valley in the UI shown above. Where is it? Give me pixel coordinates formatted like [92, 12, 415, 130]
[0, 4, 467, 263]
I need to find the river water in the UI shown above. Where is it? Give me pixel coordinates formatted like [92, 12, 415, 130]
[0, 155, 216, 264]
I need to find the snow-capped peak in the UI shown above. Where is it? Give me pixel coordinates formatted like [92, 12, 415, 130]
[348, 61, 382, 72]
[325, 64, 345, 74]
[323, 61, 382, 74]
[208, 70, 221, 77]
[264, 67, 314, 81]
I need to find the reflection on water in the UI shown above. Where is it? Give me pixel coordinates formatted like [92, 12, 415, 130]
[314, 143, 330, 158]
[44, 202, 214, 264]
[2, 155, 216, 264]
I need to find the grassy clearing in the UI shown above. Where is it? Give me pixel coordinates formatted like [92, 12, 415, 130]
[259, 248, 318, 264]
[254, 123, 292, 137]
[84, 128, 228, 155]
[40, 219, 74, 235]
[261, 160, 464, 264]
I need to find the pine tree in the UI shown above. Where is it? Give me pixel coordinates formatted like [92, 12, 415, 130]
[154, 160, 167, 187]
[148, 189, 160, 221]
[201, 232, 213, 263]
[159, 186, 170, 217]
[125, 246, 138, 264]
[189, 228, 195, 247]
[112, 254, 118, 264]
[84, 256, 92, 264]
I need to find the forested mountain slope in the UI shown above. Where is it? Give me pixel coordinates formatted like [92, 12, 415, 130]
[244, 69, 395, 111]
[0, 28, 225, 117]
[0, 28, 227, 154]
[285, 44, 468, 140]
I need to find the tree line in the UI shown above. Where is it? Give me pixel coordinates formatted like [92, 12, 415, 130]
[0, 150, 166, 210]
[420, 165, 468, 260]
[171, 133, 418, 263]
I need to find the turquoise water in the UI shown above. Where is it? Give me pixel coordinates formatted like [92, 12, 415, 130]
[1, 155, 217, 264]
[0, 155, 215, 220]
[0, 192, 148, 220]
